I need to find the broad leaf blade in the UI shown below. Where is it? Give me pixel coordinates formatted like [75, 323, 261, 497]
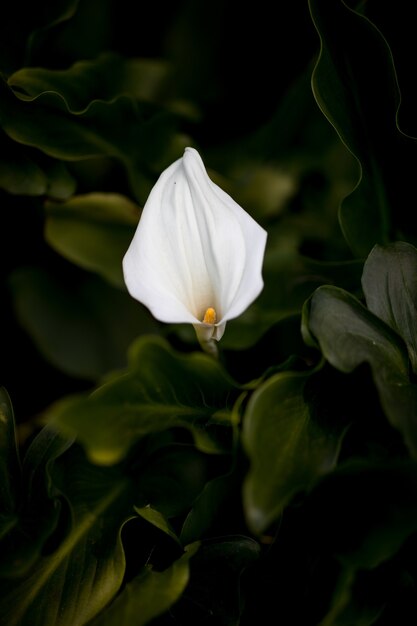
[0, 78, 185, 204]
[362, 241, 417, 374]
[90, 544, 199, 626]
[243, 370, 344, 534]
[50, 336, 239, 464]
[303, 285, 417, 456]
[10, 268, 158, 380]
[45, 193, 139, 288]
[0, 425, 72, 578]
[0, 446, 131, 626]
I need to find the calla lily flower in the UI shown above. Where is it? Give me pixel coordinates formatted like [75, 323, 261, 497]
[123, 147, 267, 353]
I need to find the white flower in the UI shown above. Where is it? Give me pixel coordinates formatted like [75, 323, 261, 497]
[123, 147, 267, 351]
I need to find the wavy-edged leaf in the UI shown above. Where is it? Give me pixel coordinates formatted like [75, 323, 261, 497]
[8, 53, 170, 112]
[0, 78, 186, 203]
[9, 268, 158, 380]
[303, 285, 417, 456]
[309, 0, 417, 255]
[362, 241, 417, 374]
[45, 193, 139, 288]
[243, 369, 345, 535]
[50, 336, 239, 465]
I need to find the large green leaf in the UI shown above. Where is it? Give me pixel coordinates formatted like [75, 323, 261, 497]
[303, 285, 417, 456]
[89, 543, 199, 626]
[10, 267, 158, 380]
[50, 336, 239, 465]
[309, 0, 417, 255]
[0, 445, 132, 626]
[362, 242, 417, 374]
[0, 424, 72, 578]
[44, 193, 139, 288]
[8, 53, 170, 112]
[0, 78, 186, 203]
[243, 370, 345, 535]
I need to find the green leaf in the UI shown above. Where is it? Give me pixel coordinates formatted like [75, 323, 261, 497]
[0, 78, 186, 203]
[0, 426, 72, 578]
[134, 505, 180, 544]
[45, 193, 139, 288]
[50, 336, 239, 465]
[0, 445, 132, 626]
[303, 285, 417, 457]
[8, 53, 170, 112]
[0, 132, 76, 198]
[319, 568, 383, 626]
[0, 388, 20, 532]
[309, 0, 417, 255]
[89, 543, 199, 626]
[9, 268, 158, 380]
[180, 470, 236, 545]
[243, 369, 345, 535]
[362, 242, 417, 374]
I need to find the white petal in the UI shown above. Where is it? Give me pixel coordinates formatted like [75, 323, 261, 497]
[123, 147, 267, 331]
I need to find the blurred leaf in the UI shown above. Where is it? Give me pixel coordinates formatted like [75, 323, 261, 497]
[0, 132, 76, 198]
[309, 0, 417, 255]
[50, 336, 239, 465]
[90, 543, 199, 626]
[0, 426, 72, 578]
[319, 569, 383, 626]
[362, 241, 417, 374]
[8, 53, 170, 112]
[243, 370, 345, 535]
[0, 444, 134, 626]
[0, 78, 186, 203]
[10, 267, 158, 380]
[303, 285, 417, 456]
[45, 193, 139, 288]
[0, 388, 20, 532]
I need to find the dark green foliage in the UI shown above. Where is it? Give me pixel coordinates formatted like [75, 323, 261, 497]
[2, 1, 417, 624]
